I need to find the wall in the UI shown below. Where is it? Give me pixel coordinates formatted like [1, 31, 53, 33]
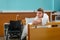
[54, 0, 60, 11]
[0, 0, 52, 10]
[0, 0, 8, 10]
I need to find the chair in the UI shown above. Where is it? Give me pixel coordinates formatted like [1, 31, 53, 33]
[6, 20, 23, 40]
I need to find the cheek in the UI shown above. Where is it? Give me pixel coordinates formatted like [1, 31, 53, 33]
[37, 14, 40, 17]
[40, 14, 43, 16]
[37, 13, 39, 16]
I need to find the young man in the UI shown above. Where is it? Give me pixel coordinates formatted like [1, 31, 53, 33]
[21, 8, 49, 40]
[32, 8, 49, 25]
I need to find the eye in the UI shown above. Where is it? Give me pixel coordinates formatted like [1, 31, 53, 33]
[39, 13, 41, 14]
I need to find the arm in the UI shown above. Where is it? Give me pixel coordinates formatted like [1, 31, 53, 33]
[32, 18, 42, 25]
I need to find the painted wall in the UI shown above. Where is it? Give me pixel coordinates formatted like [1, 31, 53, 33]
[54, 0, 60, 11]
[0, 0, 8, 10]
[0, 0, 52, 10]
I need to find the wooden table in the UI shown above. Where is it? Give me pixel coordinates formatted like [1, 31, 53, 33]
[28, 22, 60, 40]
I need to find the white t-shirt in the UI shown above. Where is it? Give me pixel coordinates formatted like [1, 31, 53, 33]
[21, 13, 49, 40]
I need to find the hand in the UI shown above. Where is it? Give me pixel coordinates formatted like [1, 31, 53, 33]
[32, 20, 38, 25]
[36, 18, 42, 23]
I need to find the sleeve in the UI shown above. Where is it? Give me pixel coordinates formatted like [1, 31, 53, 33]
[33, 16, 38, 20]
[21, 25, 28, 40]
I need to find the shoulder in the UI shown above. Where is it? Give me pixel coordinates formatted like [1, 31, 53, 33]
[44, 13, 48, 16]
[44, 13, 49, 18]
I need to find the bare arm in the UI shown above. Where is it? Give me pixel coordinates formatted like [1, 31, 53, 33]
[32, 18, 42, 25]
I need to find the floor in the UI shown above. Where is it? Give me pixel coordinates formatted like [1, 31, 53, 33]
[0, 37, 4, 40]
[0, 37, 20, 40]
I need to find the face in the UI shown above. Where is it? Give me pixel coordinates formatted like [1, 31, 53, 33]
[37, 11, 44, 18]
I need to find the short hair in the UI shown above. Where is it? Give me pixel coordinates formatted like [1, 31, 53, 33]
[37, 8, 44, 13]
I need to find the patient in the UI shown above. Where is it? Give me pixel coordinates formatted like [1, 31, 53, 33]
[21, 8, 49, 40]
[32, 8, 49, 25]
